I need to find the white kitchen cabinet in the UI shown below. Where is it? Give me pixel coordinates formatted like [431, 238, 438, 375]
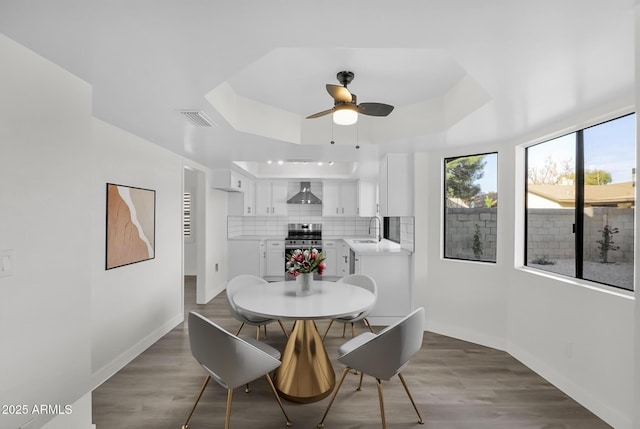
[357, 252, 411, 325]
[322, 181, 358, 216]
[379, 153, 414, 216]
[321, 240, 337, 278]
[227, 240, 263, 279]
[228, 178, 255, 216]
[256, 181, 288, 216]
[358, 179, 378, 217]
[242, 178, 255, 215]
[265, 240, 285, 278]
[212, 169, 245, 192]
[337, 240, 350, 276]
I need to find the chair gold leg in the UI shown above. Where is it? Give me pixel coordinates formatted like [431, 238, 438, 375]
[341, 322, 346, 338]
[278, 320, 289, 338]
[356, 372, 364, 391]
[181, 375, 211, 429]
[235, 322, 245, 336]
[322, 320, 334, 340]
[317, 367, 351, 428]
[351, 322, 355, 338]
[364, 318, 375, 333]
[264, 324, 268, 338]
[265, 373, 293, 427]
[397, 372, 425, 424]
[256, 325, 260, 340]
[375, 378, 387, 429]
[224, 388, 233, 429]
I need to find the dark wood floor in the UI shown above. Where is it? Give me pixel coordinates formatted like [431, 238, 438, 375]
[92, 277, 611, 428]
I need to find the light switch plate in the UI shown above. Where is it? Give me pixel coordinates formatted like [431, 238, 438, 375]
[0, 249, 13, 277]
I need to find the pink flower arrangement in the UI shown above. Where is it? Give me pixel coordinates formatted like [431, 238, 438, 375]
[285, 248, 326, 276]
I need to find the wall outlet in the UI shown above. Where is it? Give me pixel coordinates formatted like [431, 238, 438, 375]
[215, 263, 219, 272]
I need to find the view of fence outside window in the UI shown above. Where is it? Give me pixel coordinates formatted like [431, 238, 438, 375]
[526, 113, 635, 290]
[444, 152, 498, 262]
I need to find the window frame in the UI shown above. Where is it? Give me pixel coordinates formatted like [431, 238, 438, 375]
[443, 151, 498, 263]
[383, 216, 401, 244]
[183, 191, 192, 238]
[524, 112, 635, 291]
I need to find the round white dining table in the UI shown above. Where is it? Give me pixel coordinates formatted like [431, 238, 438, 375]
[232, 280, 376, 403]
[232, 280, 376, 320]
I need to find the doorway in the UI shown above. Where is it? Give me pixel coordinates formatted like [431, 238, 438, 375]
[183, 165, 206, 311]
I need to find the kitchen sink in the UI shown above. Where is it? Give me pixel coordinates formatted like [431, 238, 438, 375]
[352, 239, 378, 244]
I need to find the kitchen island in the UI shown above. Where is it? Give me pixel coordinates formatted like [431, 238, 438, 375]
[339, 238, 412, 325]
[227, 235, 412, 325]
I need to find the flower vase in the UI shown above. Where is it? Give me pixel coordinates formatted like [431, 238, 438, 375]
[297, 272, 313, 296]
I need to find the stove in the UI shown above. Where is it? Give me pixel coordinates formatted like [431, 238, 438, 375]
[285, 223, 322, 248]
[285, 223, 323, 281]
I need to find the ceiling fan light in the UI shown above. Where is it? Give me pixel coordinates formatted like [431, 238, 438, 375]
[333, 104, 358, 125]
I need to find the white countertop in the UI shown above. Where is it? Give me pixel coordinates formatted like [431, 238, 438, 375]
[339, 237, 412, 256]
[228, 235, 411, 255]
[228, 235, 285, 241]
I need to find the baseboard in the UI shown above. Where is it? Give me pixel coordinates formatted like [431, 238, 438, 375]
[508, 342, 632, 429]
[426, 320, 506, 351]
[368, 316, 402, 326]
[90, 312, 184, 390]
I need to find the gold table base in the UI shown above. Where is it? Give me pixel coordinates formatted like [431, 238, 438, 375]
[273, 320, 335, 403]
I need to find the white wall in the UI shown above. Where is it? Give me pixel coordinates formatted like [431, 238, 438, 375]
[0, 33, 93, 429]
[417, 147, 509, 350]
[414, 110, 636, 428]
[200, 186, 228, 303]
[0, 32, 231, 429]
[90, 118, 184, 382]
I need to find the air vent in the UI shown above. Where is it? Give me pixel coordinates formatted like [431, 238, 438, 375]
[179, 110, 215, 127]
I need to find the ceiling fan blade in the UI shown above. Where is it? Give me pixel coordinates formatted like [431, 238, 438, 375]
[357, 102, 394, 117]
[326, 84, 353, 103]
[305, 108, 334, 119]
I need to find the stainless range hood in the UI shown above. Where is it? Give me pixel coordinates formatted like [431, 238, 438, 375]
[287, 182, 322, 204]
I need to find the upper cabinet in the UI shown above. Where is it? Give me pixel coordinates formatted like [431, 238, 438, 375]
[256, 181, 288, 216]
[223, 171, 256, 216]
[379, 154, 414, 216]
[212, 169, 245, 192]
[242, 178, 255, 215]
[322, 181, 358, 216]
[358, 179, 378, 217]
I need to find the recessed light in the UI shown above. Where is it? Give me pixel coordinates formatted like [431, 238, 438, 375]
[277, 160, 284, 165]
[329, 161, 334, 165]
[267, 160, 272, 164]
[317, 162, 323, 166]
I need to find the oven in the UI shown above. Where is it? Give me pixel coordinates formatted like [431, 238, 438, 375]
[285, 223, 322, 281]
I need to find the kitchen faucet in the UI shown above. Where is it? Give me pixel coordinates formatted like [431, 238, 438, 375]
[368, 216, 382, 242]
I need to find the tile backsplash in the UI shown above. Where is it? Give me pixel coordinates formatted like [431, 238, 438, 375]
[227, 204, 370, 238]
[228, 205, 415, 252]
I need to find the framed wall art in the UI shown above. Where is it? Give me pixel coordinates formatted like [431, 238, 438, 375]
[105, 183, 156, 270]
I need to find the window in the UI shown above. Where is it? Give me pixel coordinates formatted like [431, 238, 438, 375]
[384, 217, 401, 243]
[183, 192, 192, 237]
[444, 152, 498, 262]
[526, 113, 635, 290]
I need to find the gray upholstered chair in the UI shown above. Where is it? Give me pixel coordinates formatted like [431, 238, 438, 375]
[317, 307, 426, 429]
[323, 273, 377, 339]
[181, 312, 292, 429]
[226, 274, 288, 339]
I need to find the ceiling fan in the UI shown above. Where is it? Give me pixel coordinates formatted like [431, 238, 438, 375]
[306, 71, 394, 125]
